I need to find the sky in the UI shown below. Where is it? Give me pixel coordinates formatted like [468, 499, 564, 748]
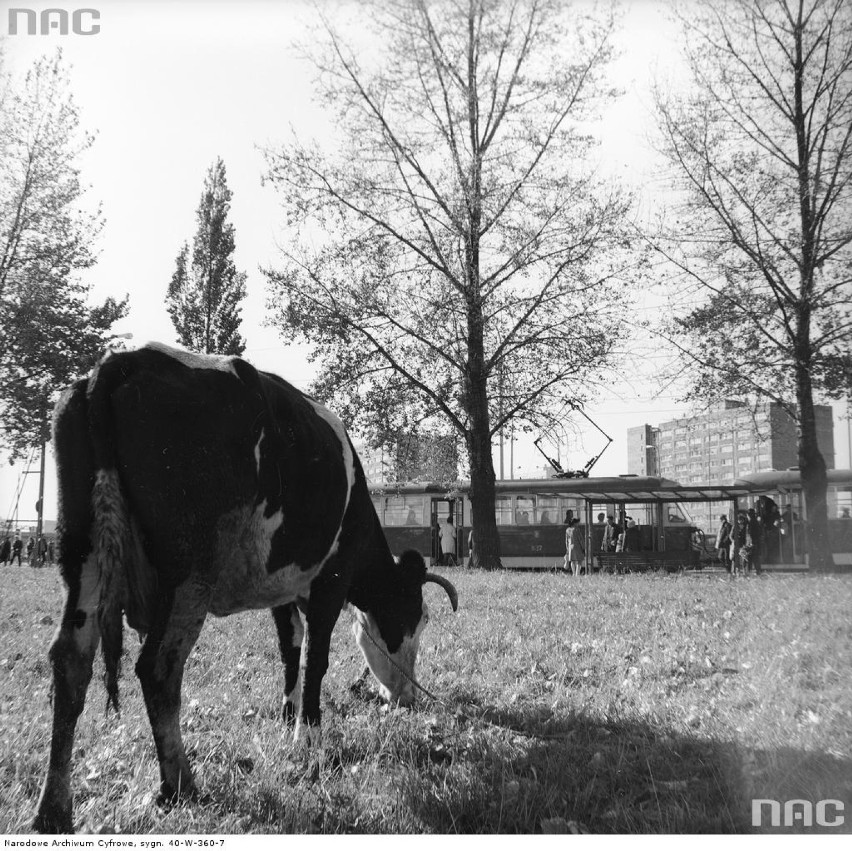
[1, 0, 850, 526]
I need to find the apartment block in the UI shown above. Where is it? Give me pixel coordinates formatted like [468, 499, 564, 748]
[627, 401, 835, 531]
[628, 401, 835, 483]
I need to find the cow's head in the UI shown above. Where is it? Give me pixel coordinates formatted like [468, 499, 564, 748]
[352, 549, 458, 706]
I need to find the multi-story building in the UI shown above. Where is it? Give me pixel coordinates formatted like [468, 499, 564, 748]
[627, 400, 835, 531]
[354, 433, 459, 485]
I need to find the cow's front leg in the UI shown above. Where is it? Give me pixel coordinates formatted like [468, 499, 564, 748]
[295, 565, 347, 748]
[33, 555, 101, 833]
[271, 603, 304, 725]
[136, 578, 210, 806]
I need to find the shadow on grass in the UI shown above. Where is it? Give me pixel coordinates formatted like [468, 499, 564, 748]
[396, 703, 852, 834]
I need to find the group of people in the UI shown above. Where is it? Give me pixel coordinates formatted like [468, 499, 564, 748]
[564, 513, 641, 576]
[0, 533, 55, 567]
[714, 509, 766, 575]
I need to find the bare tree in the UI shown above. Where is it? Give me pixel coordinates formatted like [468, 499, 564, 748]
[263, 0, 631, 568]
[651, 0, 852, 572]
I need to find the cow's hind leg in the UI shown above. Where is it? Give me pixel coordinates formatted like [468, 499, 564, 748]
[271, 603, 304, 725]
[136, 578, 210, 806]
[33, 554, 101, 833]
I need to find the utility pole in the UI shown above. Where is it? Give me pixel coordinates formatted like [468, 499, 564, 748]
[35, 405, 48, 557]
[35, 439, 45, 545]
[847, 393, 851, 470]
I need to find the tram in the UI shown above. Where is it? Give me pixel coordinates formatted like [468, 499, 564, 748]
[370, 469, 852, 570]
[731, 469, 852, 567]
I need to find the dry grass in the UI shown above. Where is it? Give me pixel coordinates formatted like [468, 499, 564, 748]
[1, 566, 851, 834]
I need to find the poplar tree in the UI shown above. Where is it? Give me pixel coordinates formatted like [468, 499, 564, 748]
[167, 158, 247, 356]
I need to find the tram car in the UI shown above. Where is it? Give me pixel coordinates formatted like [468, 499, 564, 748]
[370, 469, 852, 570]
[370, 475, 725, 570]
[731, 469, 852, 567]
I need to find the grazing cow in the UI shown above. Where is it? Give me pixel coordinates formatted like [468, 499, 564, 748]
[33, 343, 458, 833]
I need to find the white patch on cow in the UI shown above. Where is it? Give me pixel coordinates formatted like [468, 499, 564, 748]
[350, 603, 428, 707]
[209, 500, 317, 615]
[254, 428, 265, 475]
[143, 341, 238, 376]
[283, 609, 305, 714]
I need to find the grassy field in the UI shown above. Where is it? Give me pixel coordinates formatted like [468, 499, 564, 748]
[1, 566, 851, 834]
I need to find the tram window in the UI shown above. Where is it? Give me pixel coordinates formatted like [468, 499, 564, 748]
[559, 498, 583, 524]
[495, 497, 513, 525]
[538, 496, 558, 524]
[667, 505, 687, 523]
[383, 496, 425, 526]
[516, 496, 535, 525]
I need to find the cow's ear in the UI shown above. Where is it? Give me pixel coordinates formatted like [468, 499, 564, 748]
[397, 549, 427, 584]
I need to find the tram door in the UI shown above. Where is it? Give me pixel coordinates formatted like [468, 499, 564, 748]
[431, 498, 463, 566]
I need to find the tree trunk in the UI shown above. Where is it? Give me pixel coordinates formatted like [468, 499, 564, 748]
[795, 360, 835, 573]
[789, 13, 833, 573]
[466, 416, 502, 570]
[464, 293, 501, 569]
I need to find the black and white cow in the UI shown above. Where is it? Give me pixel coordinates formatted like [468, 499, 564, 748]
[33, 342, 457, 833]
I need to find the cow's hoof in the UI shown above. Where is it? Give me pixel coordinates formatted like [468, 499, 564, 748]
[33, 807, 73, 835]
[155, 781, 199, 810]
[293, 718, 323, 751]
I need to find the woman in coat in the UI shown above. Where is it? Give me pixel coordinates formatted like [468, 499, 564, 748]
[564, 518, 586, 576]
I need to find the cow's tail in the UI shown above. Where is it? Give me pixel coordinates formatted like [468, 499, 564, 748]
[86, 351, 138, 713]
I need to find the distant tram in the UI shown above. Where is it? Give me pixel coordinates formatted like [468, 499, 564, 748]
[370, 469, 852, 570]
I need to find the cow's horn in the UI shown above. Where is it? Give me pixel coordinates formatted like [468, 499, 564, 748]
[424, 572, 458, 612]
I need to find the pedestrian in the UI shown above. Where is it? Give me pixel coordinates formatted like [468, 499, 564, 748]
[0, 536, 10, 565]
[467, 528, 474, 568]
[716, 514, 732, 573]
[37, 535, 48, 567]
[622, 518, 641, 552]
[564, 517, 586, 576]
[26, 536, 35, 565]
[747, 508, 764, 575]
[603, 515, 621, 552]
[47, 538, 55, 565]
[439, 514, 457, 566]
[757, 495, 781, 563]
[11, 534, 23, 566]
[730, 513, 749, 575]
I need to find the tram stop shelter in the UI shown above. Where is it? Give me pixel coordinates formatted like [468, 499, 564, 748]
[560, 475, 763, 573]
